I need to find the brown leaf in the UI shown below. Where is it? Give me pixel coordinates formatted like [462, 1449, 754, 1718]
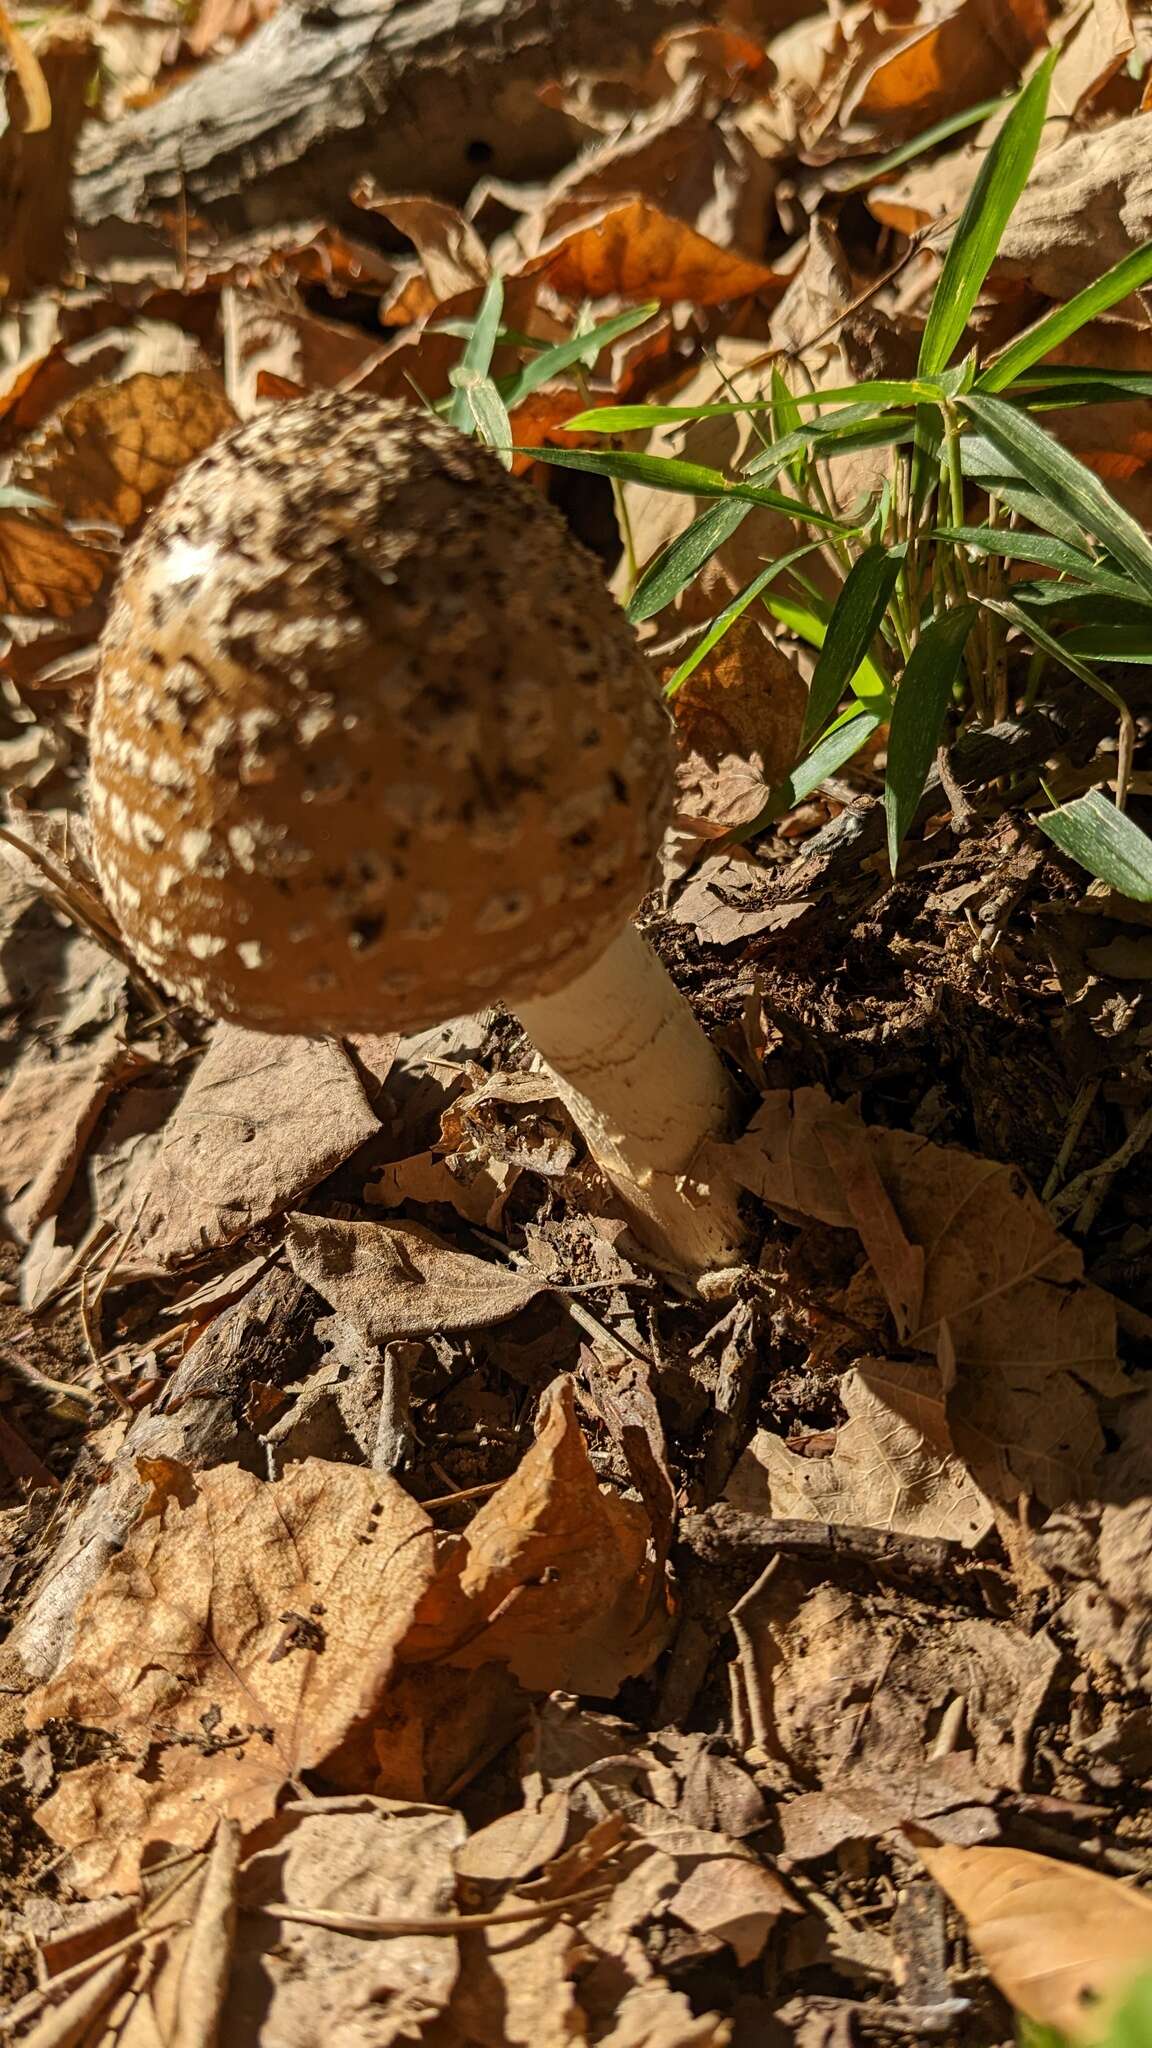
[286, 1213, 553, 1340]
[450, 1918, 585, 2048]
[716, 1087, 1124, 1503]
[670, 615, 806, 832]
[993, 115, 1152, 301]
[14, 370, 237, 537]
[29, 1460, 437, 1891]
[230, 1800, 464, 2045]
[917, 1840, 1152, 2043]
[744, 1576, 1058, 1796]
[524, 196, 783, 307]
[132, 1026, 382, 1270]
[1, 1022, 141, 1241]
[727, 1359, 995, 1548]
[404, 1376, 671, 1695]
[0, 510, 109, 619]
[840, 0, 1044, 139]
[354, 188, 490, 323]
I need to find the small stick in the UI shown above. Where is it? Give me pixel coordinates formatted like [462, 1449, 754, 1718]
[251, 1882, 611, 1939]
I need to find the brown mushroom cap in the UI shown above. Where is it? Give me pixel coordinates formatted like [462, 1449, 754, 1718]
[88, 395, 673, 1035]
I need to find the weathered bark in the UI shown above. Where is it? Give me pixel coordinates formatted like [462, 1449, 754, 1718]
[73, 0, 802, 234]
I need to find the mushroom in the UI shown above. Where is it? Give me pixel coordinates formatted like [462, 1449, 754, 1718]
[88, 394, 746, 1276]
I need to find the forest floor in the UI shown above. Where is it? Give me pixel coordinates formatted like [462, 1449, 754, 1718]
[3, 2, 1152, 2043]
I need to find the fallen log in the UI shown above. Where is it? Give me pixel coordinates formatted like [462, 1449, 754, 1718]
[72, 0, 802, 233]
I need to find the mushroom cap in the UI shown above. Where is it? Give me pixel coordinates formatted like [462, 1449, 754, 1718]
[88, 395, 673, 1035]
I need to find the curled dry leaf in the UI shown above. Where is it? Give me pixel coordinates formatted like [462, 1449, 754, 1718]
[131, 1025, 384, 1270]
[917, 1839, 1152, 2044]
[28, 1460, 437, 1892]
[839, 0, 1044, 140]
[404, 1376, 671, 1695]
[13, 370, 237, 537]
[354, 188, 490, 323]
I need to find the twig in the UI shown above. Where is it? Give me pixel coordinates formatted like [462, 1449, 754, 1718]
[252, 1881, 611, 1938]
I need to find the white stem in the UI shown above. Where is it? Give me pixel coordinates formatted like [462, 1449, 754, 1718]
[516, 922, 747, 1277]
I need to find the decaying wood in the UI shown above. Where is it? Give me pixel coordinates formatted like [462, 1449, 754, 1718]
[73, 0, 796, 233]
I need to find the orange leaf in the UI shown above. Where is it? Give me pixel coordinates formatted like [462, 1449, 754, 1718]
[0, 512, 109, 618]
[14, 371, 236, 535]
[919, 1839, 1152, 2043]
[524, 197, 783, 307]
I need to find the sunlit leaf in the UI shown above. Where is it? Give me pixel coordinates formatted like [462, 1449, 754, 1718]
[979, 239, 1152, 394]
[963, 393, 1152, 593]
[918, 50, 1057, 378]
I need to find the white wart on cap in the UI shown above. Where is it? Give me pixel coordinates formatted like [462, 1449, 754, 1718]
[89, 394, 672, 1036]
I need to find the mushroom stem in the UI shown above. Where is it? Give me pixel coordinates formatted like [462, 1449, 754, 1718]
[515, 921, 748, 1278]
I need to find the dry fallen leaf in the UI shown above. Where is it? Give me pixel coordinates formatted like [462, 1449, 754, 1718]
[286, 1212, 554, 1340]
[917, 1839, 1152, 2043]
[0, 509, 110, 619]
[355, 187, 491, 323]
[670, 614, 806, 833]
[231, 1798, 465, 2045]
[741, 1574, 1059, 1796]
[524, 195, 783, 306]
[0, 1023, 141, 1241]
[29, 1459, 437, 1891]
[404, 1375, 671, 1695]
[132, 1026, 385, 1270]
[727, 1359, 996, 1548]
[716, 1087, 1125, 1503]
[13, 370, 237, 537]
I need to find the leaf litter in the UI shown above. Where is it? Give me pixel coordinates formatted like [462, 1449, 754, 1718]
[3, 2, 1152, 2044]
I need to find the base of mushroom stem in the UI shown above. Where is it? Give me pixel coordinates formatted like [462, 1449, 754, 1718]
[515, 920, 750, 1279]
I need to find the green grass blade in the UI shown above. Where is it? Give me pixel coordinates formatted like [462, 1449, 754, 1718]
[739, 709, 882, 836]
[831, 93, 1011, 193]
[963, 391, 1152, 595]
[1012, 367, 1152, 402]
[664, 545, 818, 697]
[627, 499, 752, 623]
[771, 367, 805, 483]
[451, 372, 513, 465]
[502, 302, 659, 407]
[517, 443, 851, 529]
[1050, 625, 1152, 661]
[802, 543, 902, 745]
[1037, 787, 1152, 901]
[563, 379, 939, 433]
[763, 592, 892, 710]
[884, 603, 978, 871]
[918, 49, 1057, 378]
[979, 239, 1152, 393]
[936, 524, 1148, 600]
[448, 274, 504, 433]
